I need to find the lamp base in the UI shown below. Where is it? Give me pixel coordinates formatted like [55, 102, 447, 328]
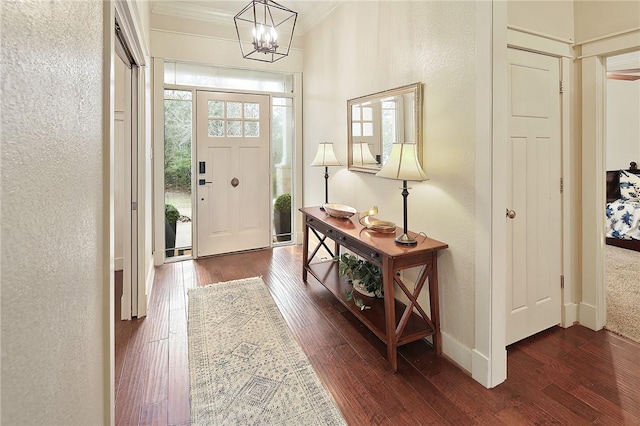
[395, 233, 417, 246]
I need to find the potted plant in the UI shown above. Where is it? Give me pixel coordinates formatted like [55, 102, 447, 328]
[274, 193, 292, 242]
[336, 253, 383, 310]
[165, 203, 180, 257]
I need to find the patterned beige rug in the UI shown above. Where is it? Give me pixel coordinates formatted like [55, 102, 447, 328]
[188, 277, 346, 425]
[605, 245, 640, 343]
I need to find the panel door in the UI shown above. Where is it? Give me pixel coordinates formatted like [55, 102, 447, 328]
[506, 48, 562, 345]
[196, 91, 271, 256]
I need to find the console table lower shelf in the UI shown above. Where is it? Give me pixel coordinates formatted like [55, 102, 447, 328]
[300, 205, 448, 372]
[306, 261, 436, 347]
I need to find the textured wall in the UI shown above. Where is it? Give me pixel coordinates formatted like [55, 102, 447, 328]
[302, 1, 477, 351]
[1, 0, 108, 423]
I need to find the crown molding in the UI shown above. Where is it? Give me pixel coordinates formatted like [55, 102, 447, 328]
[150, 0, 342, 35]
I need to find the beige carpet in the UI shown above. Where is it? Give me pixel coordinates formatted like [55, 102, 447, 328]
[187, 277, 346, 426]
[605, 245, 640, 343]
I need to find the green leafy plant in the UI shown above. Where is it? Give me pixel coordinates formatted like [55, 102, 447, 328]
[165, 204, 180, 224]
[274, 193, 291, 212]
[335, 253, 383, 311]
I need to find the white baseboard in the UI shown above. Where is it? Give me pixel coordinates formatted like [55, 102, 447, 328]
[115, 257, 124, 271]
[441, 331, 472, 374]
[579, 302, 598, 330]
[471, 348, 490, 388]
[563, 302, 579, 327]
[139, 260, 155, 318]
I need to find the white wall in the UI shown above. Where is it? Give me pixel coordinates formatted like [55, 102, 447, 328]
[575, 0, 640, 43]
[1, 0, 109, 423]
[508, 0, 574, 41]
[303, 2, 478, 358]
[606, 79, 640, 170]
[150, 14, 302, 72]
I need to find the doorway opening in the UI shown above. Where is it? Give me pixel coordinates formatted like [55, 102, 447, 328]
[603, 50, 640, 343]
[159, 61, 298, 259]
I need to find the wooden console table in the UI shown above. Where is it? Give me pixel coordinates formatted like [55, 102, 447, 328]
[300, 206, 448, 372]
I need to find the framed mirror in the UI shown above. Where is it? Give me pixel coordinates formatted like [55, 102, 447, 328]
[347, 82, 423, 173]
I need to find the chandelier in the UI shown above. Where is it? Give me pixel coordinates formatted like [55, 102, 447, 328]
[234, 0, 298, 63]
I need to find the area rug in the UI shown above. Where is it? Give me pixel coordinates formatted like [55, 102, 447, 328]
[605, 245, 640, 343]
[187, 277, 346, 425]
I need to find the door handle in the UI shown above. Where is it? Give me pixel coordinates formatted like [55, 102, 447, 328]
[506, 209, 516, 219]
[231, 177, 239, 187]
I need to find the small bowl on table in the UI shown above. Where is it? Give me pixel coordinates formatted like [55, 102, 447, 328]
[323, 203, 357, 219]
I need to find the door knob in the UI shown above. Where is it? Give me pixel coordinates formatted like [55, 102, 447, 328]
[506, 209, 516, 219]
[231, 177, 239, 187]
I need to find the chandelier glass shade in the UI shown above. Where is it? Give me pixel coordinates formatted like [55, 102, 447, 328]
[234, 0, 298, 63]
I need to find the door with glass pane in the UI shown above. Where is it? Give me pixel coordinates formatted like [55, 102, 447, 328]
[196, 91, 271, 256]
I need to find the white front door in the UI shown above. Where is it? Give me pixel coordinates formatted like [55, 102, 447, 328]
[506, 48, 562, 345]
[196, 91, 271, 256]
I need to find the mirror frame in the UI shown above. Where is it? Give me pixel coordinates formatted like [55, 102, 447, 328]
[347, 82, 423, 174]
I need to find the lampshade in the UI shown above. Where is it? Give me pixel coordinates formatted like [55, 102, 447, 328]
[310, 142, 341, 167]
[234, 0, 298, 63]
[352, 142, 378, 166]
[376, 143, 427, 181]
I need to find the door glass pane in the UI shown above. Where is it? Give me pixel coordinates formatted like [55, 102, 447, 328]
[244, 102, 259, 119]
[244, 121, 259, 137]
[164, 89, 193, 259]
[208, 100, 224, 118]
[208, 120, 224, 137]
[227, 120, 242, 136]
[272, 97, 294, 243]
[226, 102, 242, 119]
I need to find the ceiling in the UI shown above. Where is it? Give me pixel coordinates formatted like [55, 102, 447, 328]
[151, 0, 342, 35]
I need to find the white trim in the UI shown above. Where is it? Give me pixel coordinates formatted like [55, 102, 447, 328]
[153, 58, 165, 266]
[507, 27, 573, 58]
[144, 258, 155, 316]
[442, 331, 472, 373]
[115, 0, 149, 66]
[151, 28, 303, 53]
[580, 55, 607, 331]
[563, 302, 579, 326]
[560, 56, 574, 327]
[121, 66, 133, 321]
[150, 0, 341, 36]
[293, 72, 303, 245]
[471, 349, 490, 388]
[578, 29, 640, 59]
[579, 302, 598, 329]
[489, 0, 508, 388]
[103, 1, 116, 423]
[579, 31, 640, 332]
[507, 25, 574, 45]
[575, 27, 640, 47]
[115, 257, 124, 271]
[473, 0, 502, 388]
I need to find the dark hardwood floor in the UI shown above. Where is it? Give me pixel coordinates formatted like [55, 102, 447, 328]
[115, 246, 640, 425]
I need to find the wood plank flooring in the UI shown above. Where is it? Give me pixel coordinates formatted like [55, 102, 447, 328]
[115, 246, 640, 425]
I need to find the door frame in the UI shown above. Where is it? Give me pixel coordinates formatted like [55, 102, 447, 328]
[577, 29, 640, 330]
[475, 1, 575, 388]
[114, 1, 150, 319]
